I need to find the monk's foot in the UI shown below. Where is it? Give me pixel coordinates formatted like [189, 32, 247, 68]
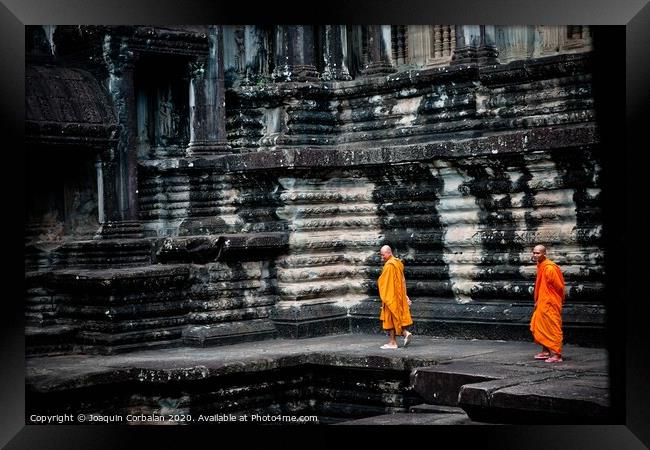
[534, 352, 551, 360]
[545, 355, 563, 363]
[403, 332, 413, 348]
[380, 343, 398, 349]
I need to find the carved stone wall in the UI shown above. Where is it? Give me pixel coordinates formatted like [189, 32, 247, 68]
[25, 25, 605, 354]
[136, 51, 603, 345]
[496, 25, 592, 64]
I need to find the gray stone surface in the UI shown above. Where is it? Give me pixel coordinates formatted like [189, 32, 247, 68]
[337, 412, 480, 425]
[460, 372, 610, 423]
[412, 361, 544, 406]
[26, 334, 609, 424]
[408, 403, 467, 414]
[26, 27, 608, 353]
[24, 27, 615, 427]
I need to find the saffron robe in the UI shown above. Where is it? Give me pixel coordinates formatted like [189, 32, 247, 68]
[530, 258, 565, 354]
[378, 256, 413, 335]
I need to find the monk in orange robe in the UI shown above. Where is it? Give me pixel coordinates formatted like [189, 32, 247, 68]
[378, 245, 413, 349]
[530, 244, 565, 363]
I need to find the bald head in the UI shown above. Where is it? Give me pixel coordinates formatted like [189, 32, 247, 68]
[532, 245, 547, 263]
[380, 245, 393, 262]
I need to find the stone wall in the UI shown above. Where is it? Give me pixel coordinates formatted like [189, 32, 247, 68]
[134, 51, 603, 343]
[25, 25, 606, 354]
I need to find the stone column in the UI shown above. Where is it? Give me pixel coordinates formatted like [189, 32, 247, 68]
[477, 25, 499, 65]
[362, 25, 396, 75]
[451, 25, 480, 64]
[187, 25, 230, 155]
[95, 149, 120, 226]
[320, 25, 352, 81]
[244, 25, 272, 84]
[135, 88, 150, 159]
[222, 25, 273, 85]
[272, 25, 319, 82]
[97, 35, 143, 239]
[223, 25, 244, 84]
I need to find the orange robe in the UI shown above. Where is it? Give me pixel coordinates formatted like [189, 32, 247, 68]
[378, 256, 413, 335]
[530, 258, 565, 354]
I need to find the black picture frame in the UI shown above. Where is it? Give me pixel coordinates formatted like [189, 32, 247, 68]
[3, 0, 648, 448]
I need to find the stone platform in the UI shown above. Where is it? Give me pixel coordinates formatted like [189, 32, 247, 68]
[26, 333, 610, 425]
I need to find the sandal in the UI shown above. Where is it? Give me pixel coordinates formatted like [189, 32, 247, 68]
[534, 352, 551, 360]
[403, 332, 413, 348]
[380, 344, 398, 349]
[545, 355, 563, 363]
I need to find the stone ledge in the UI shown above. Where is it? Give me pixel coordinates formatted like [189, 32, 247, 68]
[412, 361, 550, 406]
[183, 319, 278, 347]
[26, 335, 609, 424]
[337, 411, 479, 425]
[139, 123, 599, 173]
[460, 372, 610, 423]
[155, 233, 289, 263]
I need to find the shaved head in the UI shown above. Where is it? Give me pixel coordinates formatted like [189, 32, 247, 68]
[532, 244, 547, 263]
[380, 245, 393, 262]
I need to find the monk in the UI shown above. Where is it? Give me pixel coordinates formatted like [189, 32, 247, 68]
[530, 244, 565, 363]
[377, 245, 413, 349]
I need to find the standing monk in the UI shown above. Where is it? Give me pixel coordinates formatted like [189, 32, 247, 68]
[377, 245, 413, 349]
[530, 244, 565, 363]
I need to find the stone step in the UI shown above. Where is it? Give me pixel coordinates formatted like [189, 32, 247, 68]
[336, 412, 479, 425]
[55, 239, 153, 268]
[183, 319, 279, 347]
[77, 327, 185, 347]
[410, 355, 610, 423]
[25, 334, 611, 424]
[25, 325, 77, 355]
[412, 360, 546, 406]
[93, 222, 145, 241]
[408, 403, 467, 414]
[459, 372, 610, 424]
[78, 338, 185, 355]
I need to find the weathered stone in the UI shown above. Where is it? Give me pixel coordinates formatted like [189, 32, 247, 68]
[411, 362, 546, 405]
[459, 372, 610, 423]
[337, 411, 478, 425]
[26, 335, 609, 424]
[183, 319, 278, 347]
[25, 25, 606, 354]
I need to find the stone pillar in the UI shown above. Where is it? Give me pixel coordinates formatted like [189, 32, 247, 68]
[451, 25, 480, 64]
[272, 25, 319, 82]
[95, 149, 120, 225]
[223, 25, 250, 86]
[434, 25, 443, 59]
[187, 25, 230, 155]
[135, 88, 150, 159]
[477, 25, 499, 65]
[223, 25, 272, 85]
[391, 25, 409, 66]
[320, 25, 352, 81]
[362, 25, 396, 76]
[244, 26, 272, 84]
[97, 35, 143, 239]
